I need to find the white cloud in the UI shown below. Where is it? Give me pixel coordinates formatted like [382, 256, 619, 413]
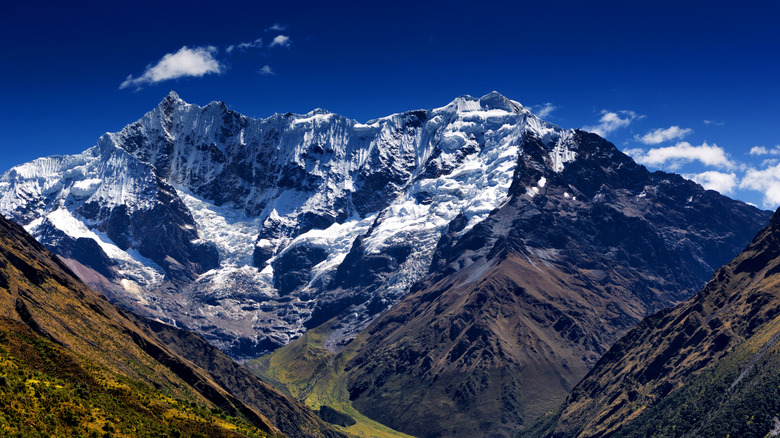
[749, 145, 780, 156]
[623, 147, 645, 157]
[636, 125, 692, 145]
[684, 171, 737, 194]
[269, 35, 291, 48]
[258, 65, 275, 76]
[267, 23, 286, 31]
[120, 46, 222, 90]
[763, 158, 780, 167]
[627, 141, 734, 170]
[750, 146, 769, 155]
[227, 38, 263, 53]
[703, 120, 724, 126]
[532, 102, 556, 118]
[740, 163, 780, 207]
[583, 110, 641, 137]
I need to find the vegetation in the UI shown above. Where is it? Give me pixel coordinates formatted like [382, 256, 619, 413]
[248, 320, 413, 438]
[608, 315, 780, 438]
[0, 318, 274, 438]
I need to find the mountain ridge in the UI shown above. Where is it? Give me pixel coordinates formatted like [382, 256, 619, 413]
[0, 91, 575, 357]
[0, 91, 773, 437]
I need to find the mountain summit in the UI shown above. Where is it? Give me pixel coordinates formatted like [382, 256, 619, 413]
[0, 91, 564, 355]
[0, 92, 770, 364]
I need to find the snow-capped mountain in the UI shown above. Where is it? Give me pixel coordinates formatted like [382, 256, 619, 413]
[0, 91, 576, 356]
[0, 92, 770, 365]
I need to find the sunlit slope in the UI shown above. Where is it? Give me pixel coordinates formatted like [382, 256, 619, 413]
[0, 215, 342, 438]
[248, 320, 414, 438]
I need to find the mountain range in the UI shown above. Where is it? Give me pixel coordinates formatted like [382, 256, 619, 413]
[0, 92, 774, 437]
[1, 91, 571, 358]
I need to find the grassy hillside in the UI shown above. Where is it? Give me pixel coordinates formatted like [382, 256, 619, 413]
[0, 317, 272, 437]
[247, 320, 414, 438]
[611, 314, 780, 437]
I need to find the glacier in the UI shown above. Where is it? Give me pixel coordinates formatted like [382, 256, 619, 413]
[0, 90, 579, 357]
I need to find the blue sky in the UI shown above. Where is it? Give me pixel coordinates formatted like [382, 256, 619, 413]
[2, 0, 779, 207]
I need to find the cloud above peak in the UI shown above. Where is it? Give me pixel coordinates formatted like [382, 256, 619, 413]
[532, 102, 556, 119]
[740, 164, 780, 207]
[583, 110, 641, 137]
[269, 35, 291, 48]
[227, 38, 263, 53]
[120, 46, 222, 90]
[636, 125, 692, 145]
[685, 171, 737, 195]
[626, 141, 734, 170]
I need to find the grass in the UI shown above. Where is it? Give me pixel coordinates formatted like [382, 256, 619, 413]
[0, 318, 275, 438]
[248, 320, 414, 438]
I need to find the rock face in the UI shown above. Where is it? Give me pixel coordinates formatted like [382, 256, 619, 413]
[340, 131, 772, 438]
[1, 91, 576, 357]
[0, 91, 770, 362]
[0, 214, 344, 438]
[525, 207, 780, 438]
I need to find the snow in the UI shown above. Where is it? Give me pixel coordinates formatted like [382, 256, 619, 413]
[38, 207, 164, 286]
[0, 90, 581, 350]
[70, 178, 102, 198]
[175, 186, 260, 267]
[549, 130, 577, 173]
[283, 213, 377, 286]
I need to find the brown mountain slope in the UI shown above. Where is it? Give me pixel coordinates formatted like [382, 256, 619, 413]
[526, 207, 780, 437]
[344, 251, 641, 438]
[0, 215, 342, 438]
[337, 131, 770, 438]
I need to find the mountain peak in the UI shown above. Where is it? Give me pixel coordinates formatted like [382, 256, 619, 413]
[157, 90, 187, 116]
[438, 91, 523, 115]
[164, 90, 182, 102]
[479, 91, 523, 112]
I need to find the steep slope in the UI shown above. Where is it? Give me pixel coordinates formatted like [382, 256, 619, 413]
[0, 91, 573, 357]
[0, 318, 271, 437]
[526, 207, 780, 437]
[0, 215, 343, 438]
[255, 131, 772, 438]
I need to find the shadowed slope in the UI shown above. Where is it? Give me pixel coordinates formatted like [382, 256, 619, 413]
[527, 208, 780, 437]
